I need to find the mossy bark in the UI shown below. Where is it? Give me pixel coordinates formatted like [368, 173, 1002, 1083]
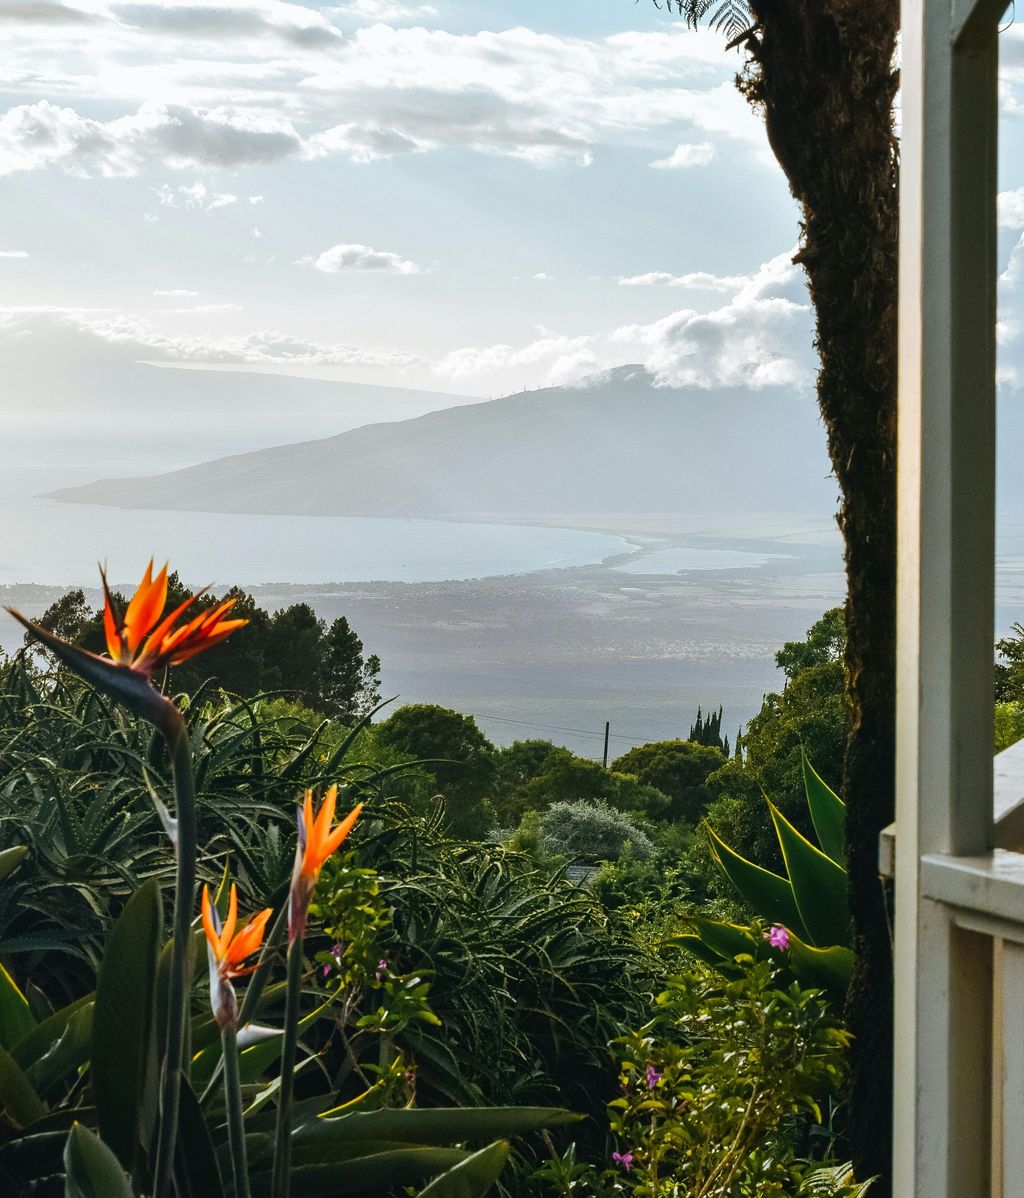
[731, 1, 899, 1188]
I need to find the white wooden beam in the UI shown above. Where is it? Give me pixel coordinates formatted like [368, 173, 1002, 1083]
[895, 0, 1000, 1187]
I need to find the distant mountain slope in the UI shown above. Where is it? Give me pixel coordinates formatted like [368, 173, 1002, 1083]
[49, 367, 839, 517]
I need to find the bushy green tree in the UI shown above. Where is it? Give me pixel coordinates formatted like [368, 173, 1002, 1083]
[695, 611, 849, 885]
[31, 580, 380, 720]
[611, 740, 724, 824]
[374, 703, 498, 838]
[539, 800, 655, 863]
[503, 748, 669, 824]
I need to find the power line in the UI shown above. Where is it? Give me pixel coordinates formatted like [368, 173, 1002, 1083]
[471, 711, 668, 746]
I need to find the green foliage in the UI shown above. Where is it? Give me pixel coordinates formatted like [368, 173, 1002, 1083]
[610, 741, 724, 824]
[686, 705, 728, 755]
[0, 837, 581, 1197]
[681, 754, 853, 1003]
[30, 579, 382, 721]
[539, 801, 655, 864]
[995, 701, 1024, 752]
[499, 748, 669, 826]
[534, 960, 856, 1197]
[374, 704, 498, 838]
[996, 621, 1024, 702]
[692, 610, 849, 888]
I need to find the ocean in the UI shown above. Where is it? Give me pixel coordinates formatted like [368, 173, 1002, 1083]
[0, 411, 630, 587]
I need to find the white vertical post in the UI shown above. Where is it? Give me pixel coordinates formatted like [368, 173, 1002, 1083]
[895, 0, 1002, 1192]
[999, 939, 1024, 1196]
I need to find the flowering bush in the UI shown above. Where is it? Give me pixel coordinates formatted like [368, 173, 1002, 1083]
[535, 958, 868, 1197]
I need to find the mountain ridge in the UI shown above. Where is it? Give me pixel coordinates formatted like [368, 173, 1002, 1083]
[48, 366, 840, 518]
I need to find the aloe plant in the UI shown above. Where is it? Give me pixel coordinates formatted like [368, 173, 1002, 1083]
[0, 882, 581, 1197]
[678, 751, 854, 1002]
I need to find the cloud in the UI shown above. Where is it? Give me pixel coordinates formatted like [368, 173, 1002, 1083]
[0, 101, 304, 178]
[532, 272, 553, 282]
[156, 180, 237, 211]
[0, 3, 96, 24]
[160, 303, 242, 314]
[330, 0, 439, 23]
[617, 269, 747, 290]
[249, 194, 264, 204]
[0, 250, 30, 259]
[0, 23, 761, 173]
[1000, 188, 1024, 230]
[153, 288, 198, 296]
[0, 305, 425, 371]
[307, 242, 421, 274]
[110, 1, 343, 48]
[435, 251, 815, 392]
[650, 141, 715, 169]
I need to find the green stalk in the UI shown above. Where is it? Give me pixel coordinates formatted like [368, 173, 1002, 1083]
[222, 1020, 252, 1198]
[271, 929, 304, 1198]
[152, 707, 197, 1198]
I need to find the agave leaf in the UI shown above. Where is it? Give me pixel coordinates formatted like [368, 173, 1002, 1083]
[0, 1044, 47, 1128]
[417, 1139, 510, 1197]
[683, 916, 762, 963]
[802, 751, 846, 867]
[92, 879, 162, 1175]
[705, 823, 808, 940]
[173, 1075, 222, 1198]
[786, 932, 854, 1002]
[671, 933, 743, 974]
[767, 802, 851, 948]
[64, 1122, 135, 1198]
[0, 963, 35, 1051]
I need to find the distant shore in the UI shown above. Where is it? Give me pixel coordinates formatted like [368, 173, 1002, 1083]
[0, 519, 847, 757]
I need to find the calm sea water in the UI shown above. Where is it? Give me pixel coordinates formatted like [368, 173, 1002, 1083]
[0, 412, 629, 586]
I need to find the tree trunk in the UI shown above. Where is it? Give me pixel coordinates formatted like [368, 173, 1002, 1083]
[736, 1, 899, 1189]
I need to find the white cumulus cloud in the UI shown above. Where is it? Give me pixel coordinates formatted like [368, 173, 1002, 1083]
[650, 142, 715, 169]
[0, 250, 30, 258]
[330, 0, 439, 23]
[307, 242, 421, 274]
[156, 180, 237, 211]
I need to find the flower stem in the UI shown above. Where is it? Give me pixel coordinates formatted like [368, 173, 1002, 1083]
[271, 930, 304, 1198]
[152, 707, 197, 1198]
[222, 1021, 252, 1198]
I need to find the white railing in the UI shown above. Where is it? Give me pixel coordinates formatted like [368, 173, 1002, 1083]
[884, 738, 1024, 1197]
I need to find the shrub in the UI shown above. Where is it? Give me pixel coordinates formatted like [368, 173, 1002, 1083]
[611, 740, 724, 824]
[539, 800, 655, 863]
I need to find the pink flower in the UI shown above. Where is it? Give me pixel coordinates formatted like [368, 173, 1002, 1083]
[375, 959, 388, 981]
[612, 1151, 634, 1172]
[645, 1064, 662, 1089]
[764, 925, 790, 951]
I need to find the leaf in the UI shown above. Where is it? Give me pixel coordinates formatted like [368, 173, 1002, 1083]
[92, 879, 162, 1175]
[417, 1139, 510, 1197]
[786, 934, 855, 1003]
[26, 1005, 93, 1097]
[0, 846, 28, 882]
[172, 1075, 222, 1198]
[63, 1122, 135, 1198]
[251, 1147, 471, 1196]
[0, 963, 36, 1050]
[11, 995, 92, 1070]
[802, 751, 846, 866]
[671, 933, 743, 974]
[0, 1044, 47, 1128]
[683, 916, 761, 963]
[295, 1106, 581, 1151]
[705, 823, 809, 940]
[767, 801, 851, 948]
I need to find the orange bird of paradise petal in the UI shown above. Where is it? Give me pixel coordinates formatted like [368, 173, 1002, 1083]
[299, 786, 364, 883]
[101, 559, 247, 677]
[202, 884, 272, 980]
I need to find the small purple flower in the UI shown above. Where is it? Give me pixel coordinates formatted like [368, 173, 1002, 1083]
[645, 1064, 662, 1090]
[375, 959, 388, 981]
[611, 1151, 634, 1173]
[321, 963, 331, 978]
[764, 924, 790, 951]
[331, 943, 344, 960]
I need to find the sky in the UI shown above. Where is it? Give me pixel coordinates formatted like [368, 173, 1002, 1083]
[2, 0, 1024, 407]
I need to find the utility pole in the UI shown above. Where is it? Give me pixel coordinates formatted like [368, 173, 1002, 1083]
[602, 721, 610, 769]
